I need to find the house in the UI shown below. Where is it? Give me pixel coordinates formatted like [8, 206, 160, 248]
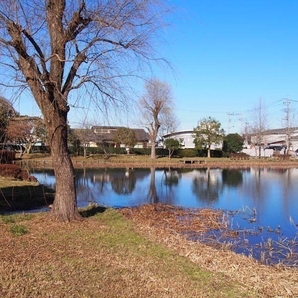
[91, 126, 150, 149]
[243, 127, 298, 157]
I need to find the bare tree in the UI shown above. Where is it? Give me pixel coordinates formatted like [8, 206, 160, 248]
[139, 78, 175, 159]
[6, 117, 43, 155]
[0, 97, 17, 142]
[113, 127, 137, 153]
[159, 111, 180, 136]
[72, 127, 97, 158]
[0, 0, 171, 221]
[251, 98, 269, 158]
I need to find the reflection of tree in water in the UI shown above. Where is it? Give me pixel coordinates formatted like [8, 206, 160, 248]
[75, 168, 98, 205]
[163, 168, 180, 186]
[192, 168, 222, 204]
[159, 168, 180, 205]
[110, 169, 136, 195]
[222, 169, 243, 188]
[145, 168, 180, 205]
[147, 167, 158, 204]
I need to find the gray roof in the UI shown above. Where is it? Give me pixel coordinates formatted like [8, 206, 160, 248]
[91, 126, 149, 142]
[264, 127, 298, 134]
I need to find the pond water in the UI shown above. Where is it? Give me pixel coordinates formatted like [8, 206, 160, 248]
[31, 167, 298, 266]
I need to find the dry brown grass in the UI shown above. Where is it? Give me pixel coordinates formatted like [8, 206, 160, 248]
[0, 209, 253, 298]
[121, 204, 298, 298]
[16, 154, 298, 170]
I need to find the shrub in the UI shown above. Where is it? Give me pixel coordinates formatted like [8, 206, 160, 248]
[0, 164, 22, 178]
[211, 149, 223, 158]
[175, 149, 197, 158]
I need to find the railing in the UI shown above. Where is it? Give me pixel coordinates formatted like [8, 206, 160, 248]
[230, 153, 250, 160]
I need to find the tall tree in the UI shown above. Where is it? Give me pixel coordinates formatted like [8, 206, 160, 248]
[193, 117, 225, 158]
[139, 78, 175, 159]
[0, 0, 170, 221]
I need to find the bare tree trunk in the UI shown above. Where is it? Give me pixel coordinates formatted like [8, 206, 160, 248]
[48, 112, 81, 222]
[150, 140, 156, 159]
[207, 146, 211, 158]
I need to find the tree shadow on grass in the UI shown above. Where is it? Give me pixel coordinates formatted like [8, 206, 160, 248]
[80, 205, 107, 218]
[0, 184, 55, 213]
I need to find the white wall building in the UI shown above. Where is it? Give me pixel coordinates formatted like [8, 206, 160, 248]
[162, 130, 222, 150]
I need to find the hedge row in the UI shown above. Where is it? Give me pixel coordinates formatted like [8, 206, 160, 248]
[68, 146, 224, 158]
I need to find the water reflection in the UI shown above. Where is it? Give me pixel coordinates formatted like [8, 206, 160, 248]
[31, 167, 298, 265]
[222, 168, 243, 187]
[192, 168, 222, 204]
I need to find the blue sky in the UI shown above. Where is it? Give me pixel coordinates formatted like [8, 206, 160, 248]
[15, 0, 298, 134]
[159, 0, 298, 133]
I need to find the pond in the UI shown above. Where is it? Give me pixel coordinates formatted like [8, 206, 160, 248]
[31, 167, 298, 266]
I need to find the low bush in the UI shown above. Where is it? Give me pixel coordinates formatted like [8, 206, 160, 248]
[0, 164, 37, 181]
[175, 149, 197, 158]
[211, 149, 223, 158]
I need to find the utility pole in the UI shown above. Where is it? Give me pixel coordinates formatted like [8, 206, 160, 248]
[282, 97, 298, 153]
[227, 112, 241, 134]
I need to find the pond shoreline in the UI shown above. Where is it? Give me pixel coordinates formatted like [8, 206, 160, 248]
[14, 155, 298, 170]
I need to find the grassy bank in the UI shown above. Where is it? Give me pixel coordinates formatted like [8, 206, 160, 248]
[14, 153, 298, 170]
[0, 209, 252, 298]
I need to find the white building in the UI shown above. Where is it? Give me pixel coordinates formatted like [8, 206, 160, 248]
[162, 130, 222, 150]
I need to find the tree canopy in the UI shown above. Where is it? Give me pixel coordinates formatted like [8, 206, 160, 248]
[222, 133, 244, 154]
[164, 138, 180, 158]
[113, 127, 137, 150]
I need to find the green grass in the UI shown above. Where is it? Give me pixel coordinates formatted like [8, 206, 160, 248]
[1, 213, 32, 236]
[9, 224, 29, 236]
